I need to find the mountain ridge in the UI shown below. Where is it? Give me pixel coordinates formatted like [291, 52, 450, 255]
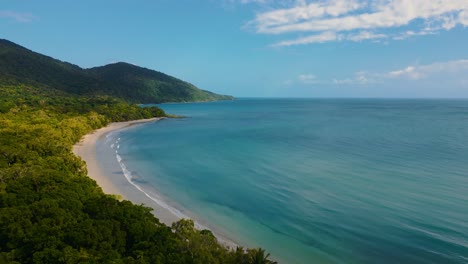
[0, 39, 234, 103]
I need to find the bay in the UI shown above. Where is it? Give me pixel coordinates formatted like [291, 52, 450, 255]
[111, 99, 468, 263]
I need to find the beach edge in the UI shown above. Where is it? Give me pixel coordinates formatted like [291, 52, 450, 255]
[71, 117, 239, 249]
[71, 117, 179, 226]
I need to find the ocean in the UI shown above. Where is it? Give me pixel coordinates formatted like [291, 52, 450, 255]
[101, 98, 468, 263]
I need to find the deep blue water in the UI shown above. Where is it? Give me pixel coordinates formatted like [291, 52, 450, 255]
[113, 99, 468, 263]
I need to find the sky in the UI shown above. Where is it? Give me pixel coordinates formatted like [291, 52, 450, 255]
[1, 0, 468, 98]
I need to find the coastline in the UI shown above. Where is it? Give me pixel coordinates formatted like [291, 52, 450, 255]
[72, 117, 160, 195]
[72, 117, 178, 225]
[72, 117, 238, 249]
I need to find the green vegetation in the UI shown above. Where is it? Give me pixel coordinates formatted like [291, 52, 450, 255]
[0, 40, 275, 263]
[0, 39, 234, 104]
[88, 62, 233, 103]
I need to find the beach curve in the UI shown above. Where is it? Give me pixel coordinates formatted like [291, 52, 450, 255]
[71, 117, 238, 249]
[72, 117, 179, 225]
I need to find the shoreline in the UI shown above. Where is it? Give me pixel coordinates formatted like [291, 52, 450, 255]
[72, 117, 238, 249]
[72, 118, 163, 199]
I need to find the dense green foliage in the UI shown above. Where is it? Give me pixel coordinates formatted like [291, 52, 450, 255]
[0, 45, 274, 262]
[87, 62, 233, 103]
[0, 39, 234, 103]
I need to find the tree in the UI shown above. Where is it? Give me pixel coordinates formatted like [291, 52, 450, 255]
[248, 248, 278, 264]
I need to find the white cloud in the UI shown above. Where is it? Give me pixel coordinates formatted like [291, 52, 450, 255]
[283, 73, 321, 86]
[248, 0, 468, 46]
[298, 73, 317, 83]
[273, 30, 388, 46]
[272, 31, 339, 46]
[347, 31, 387, 41]
[253, 0, 363, 31]
[255, 0, 468, 34]
[459, 10, 468, 25]
[387, 59, 468, 80]
[333, 78, 354, 84]
[288, 59, 468, 87]
[333, 71, 375, 85]
[392, 29, 436, 40]
[388, 66, 423, 79]
[332, 59, 468, 85]
[0, 10, 36, 23]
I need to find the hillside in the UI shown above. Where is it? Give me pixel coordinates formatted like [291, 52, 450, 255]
[0, 39, 273, 263]
[87, 62, 233, 103]
[0, 39, 103, 95]
[0, 85, 276, 263]
[0, 39, 233, 103]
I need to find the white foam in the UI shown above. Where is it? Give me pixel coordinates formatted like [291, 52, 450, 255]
[115, 153, 190, 220]
[105, 131, 120, 143]
[104, 134, 113, 144]
[112, 142, 237, 248]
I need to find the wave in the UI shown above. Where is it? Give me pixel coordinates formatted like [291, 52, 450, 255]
[106, 134, 189, 219]
[106, 129, 238, 248]
[115, 152, 189, 220]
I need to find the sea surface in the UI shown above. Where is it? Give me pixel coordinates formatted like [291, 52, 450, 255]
[104, 99, 468, 263]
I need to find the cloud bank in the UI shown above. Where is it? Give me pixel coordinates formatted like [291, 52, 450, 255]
[247, 0, 468, 46]
[332, 59, 468, 85]
[387, 59, 468, 80]
[293, 59, 468, 86]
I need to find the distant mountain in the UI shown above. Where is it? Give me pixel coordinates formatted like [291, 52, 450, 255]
[0, 39, 103, 95]
[0, 39, 233, 103]
[87, 62, 233, 103]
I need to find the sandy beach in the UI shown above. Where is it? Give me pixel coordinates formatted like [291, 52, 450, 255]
[72, 117, 181, 225]
[72, 117, 239, 248]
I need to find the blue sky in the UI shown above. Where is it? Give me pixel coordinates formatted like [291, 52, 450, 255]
[1, 0, 468, 98]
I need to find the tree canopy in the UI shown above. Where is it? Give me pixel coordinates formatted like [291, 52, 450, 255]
[0, 39, 234, 104]
[0, 83, 274, 263]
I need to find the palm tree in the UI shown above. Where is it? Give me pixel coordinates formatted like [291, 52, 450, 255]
[249, 248, 278, 264]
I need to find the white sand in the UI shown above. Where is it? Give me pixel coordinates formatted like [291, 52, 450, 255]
[72, 117, 238, 249]
[72, 118, 160, 195]
[72, 117, 179, 225]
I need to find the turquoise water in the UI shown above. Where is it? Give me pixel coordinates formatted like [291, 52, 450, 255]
[113, 99, 468, 263]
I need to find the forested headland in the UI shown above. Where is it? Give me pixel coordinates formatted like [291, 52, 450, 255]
[0, 39, 233, 104]
[0, 40, 276, 263]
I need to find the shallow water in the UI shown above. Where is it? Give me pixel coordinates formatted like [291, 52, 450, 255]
[108, 99, 468, 263]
